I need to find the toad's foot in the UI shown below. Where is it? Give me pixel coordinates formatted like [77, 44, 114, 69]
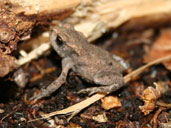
[29, 89, 50, 103]
[29, 79, 65, 103]
[78, 84, 123, 96]
[29, 57, 73, 103]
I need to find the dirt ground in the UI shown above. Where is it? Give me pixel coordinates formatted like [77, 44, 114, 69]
[0, 24, 171, 128]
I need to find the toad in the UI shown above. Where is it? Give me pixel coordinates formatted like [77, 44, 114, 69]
[30, 24, 129, 102]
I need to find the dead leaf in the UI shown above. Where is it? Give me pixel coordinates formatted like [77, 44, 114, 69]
[144, 30, 171, 70]
[139, 82, 168, 115]
[101, 96, 121, 110]
[92, 112, 108, 123]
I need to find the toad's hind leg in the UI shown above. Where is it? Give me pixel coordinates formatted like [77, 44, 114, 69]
[78, 71, 124, 95]
[78, 83, 124, 96]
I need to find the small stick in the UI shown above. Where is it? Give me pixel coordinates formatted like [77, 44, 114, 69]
[153, 107, 165, 128]
[124, 55, 171, 83]
[156, 100, 171, 108]
[28, 55, 171, 122]
[18, 43, 50, 66]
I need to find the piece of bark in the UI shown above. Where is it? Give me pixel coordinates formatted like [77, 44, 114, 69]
[2, 0, 89, 22]
[0, 6, 34, 54]
[2, 0, 171, 42]
[6, 0, 84, 15]
[66, 0, 171, 41]
[0, 6, 34, 77]
[1, 0, 171, 43]
[0, 53, 18, 77]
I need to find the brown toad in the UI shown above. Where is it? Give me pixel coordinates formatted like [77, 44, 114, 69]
[30, 24, 129, 102]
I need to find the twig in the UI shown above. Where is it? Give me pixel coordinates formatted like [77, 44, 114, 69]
[67, 109, 81, 122]
[153, 107, 165, 128]
[28, 93, 105, 122]
[18, 43, 50, 66]
[28, 55, 171, 122]
[124, 55, 171, 83]
[0, 104, 22, 122]
[157, 100, 171, 108]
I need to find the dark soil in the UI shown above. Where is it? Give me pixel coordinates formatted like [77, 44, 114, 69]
[0, 27, 171, 128]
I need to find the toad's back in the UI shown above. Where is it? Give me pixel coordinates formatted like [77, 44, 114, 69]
[71, 41, 125, 83]
[30, 25, 127, 103]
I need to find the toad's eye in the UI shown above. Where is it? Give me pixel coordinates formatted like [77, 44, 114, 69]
[56, 35, 63, 46]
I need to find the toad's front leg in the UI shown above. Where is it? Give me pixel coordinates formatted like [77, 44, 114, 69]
[30, 57, 73, 103]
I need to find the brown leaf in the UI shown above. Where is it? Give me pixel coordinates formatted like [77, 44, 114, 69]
[92, 112, 108, 123]
[101, 96, 121, 110]
[139, 82, 168, 115]
[144, 30, 171, 70]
